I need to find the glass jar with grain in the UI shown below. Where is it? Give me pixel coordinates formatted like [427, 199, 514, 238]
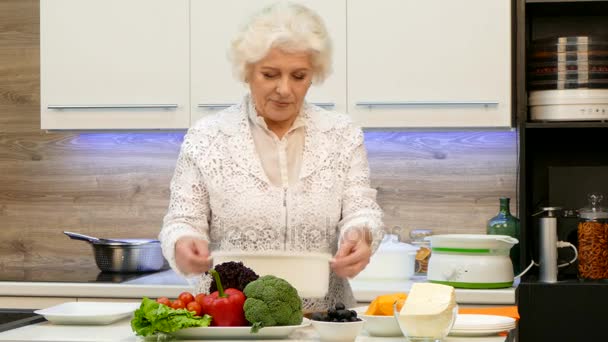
[577, 193, 608, 280]
[410, 229, 433, 276]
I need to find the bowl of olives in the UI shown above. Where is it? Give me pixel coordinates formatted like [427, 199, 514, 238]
[310, 302, 365, 341]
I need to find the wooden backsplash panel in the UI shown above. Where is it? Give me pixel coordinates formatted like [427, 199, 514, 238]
[0, 0, 517, 269]
[366, 131, 517, 239]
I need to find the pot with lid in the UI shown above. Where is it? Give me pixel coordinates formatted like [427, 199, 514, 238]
[426, 234, 519, 289]
[354, 234, 418, 281]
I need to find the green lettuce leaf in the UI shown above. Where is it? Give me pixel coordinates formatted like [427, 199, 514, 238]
[131, 297, 212, 337]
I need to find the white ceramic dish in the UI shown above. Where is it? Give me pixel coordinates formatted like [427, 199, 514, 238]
[449, 328, 512, 337]
[354, 306, 402, 337]
[171, 318, 310, 339]
[311, 319, 365, 342]
[211, 250, 332, 298]
[453, 314, 516, 329]
[34, 302, 139, 325]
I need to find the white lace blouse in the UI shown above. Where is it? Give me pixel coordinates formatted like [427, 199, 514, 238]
[159, 94, 384, 311]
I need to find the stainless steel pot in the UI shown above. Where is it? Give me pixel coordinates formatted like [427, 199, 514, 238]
[64, 231, 166, 273]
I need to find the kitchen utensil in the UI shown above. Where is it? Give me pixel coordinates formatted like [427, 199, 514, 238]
[426, 234, 519, 289]
[210, 251, 331, 298]
[63, 231, 151, 245]
[535, 207, 561, 282]
[532, 207, 579, 282]
[353, 234, 417, 281]
[63, 231, 165, 273]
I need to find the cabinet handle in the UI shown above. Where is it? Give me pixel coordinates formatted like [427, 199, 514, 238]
[197, 103, 335, 109]
[310, 102, 335, 109]
[355, 101, 499, 107]
[48, 104, 178, 109]
[197, 103, 235, 109]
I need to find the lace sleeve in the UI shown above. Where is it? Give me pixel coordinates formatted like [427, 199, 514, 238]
[337, 127, 385, 253]
[159, 135, 211, 276]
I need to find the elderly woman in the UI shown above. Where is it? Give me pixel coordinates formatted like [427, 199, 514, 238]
[159, 2, 384, 311]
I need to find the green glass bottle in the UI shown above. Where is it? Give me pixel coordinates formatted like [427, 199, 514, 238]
[487, 197, 521, 274]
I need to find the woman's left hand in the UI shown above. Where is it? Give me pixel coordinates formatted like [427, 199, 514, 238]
[331, 228, 372, 278]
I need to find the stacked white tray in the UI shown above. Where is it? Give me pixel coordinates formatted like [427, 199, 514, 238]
[449, 314, 516, 337]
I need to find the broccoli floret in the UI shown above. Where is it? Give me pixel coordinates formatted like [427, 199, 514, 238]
[209, 261, 259, 293]
[243, 275, 303, 332]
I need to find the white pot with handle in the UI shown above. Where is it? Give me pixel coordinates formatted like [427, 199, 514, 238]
[354, 234, 418, 280]
[426, 234, 519, 289]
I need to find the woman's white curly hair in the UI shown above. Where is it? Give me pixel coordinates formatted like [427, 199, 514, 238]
[229, 1, 333, 85]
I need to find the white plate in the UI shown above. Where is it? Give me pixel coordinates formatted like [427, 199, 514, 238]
[453, 314, 516, 330]
[449, 328, 513, 337]
[171, 318, 311, 339]
[34, 302, 139, 325]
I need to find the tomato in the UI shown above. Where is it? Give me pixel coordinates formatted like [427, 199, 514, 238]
[195, 293, 206, 307]
[186, 301, 203, 316]
[156, 297, 171, 307]
[178, 292, 195, 305]
[171, 299, 186, 310]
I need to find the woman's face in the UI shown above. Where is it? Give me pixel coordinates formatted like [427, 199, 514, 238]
[247, 47, 313, 133]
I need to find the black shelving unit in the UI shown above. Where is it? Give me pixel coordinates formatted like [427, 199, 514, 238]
[516, 1, 608, 341]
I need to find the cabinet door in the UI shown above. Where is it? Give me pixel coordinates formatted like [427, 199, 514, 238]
[348, 0, 511, 128]
[40, 0, 190, 129]
[191, 0, 346, 124]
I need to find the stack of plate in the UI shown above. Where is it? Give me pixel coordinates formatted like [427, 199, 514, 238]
[528, 36, 608, 91]
[449, 314, 516, 337]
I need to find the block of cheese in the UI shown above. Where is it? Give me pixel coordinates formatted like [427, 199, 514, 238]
[398, 283, 457, 338]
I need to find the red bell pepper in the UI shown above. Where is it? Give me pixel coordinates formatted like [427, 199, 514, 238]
[201, 269, 247, 326]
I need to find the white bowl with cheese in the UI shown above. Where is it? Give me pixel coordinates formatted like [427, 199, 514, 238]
[395, 283, 458, 341]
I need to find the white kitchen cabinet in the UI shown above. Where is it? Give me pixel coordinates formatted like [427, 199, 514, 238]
[41, 1, 511, 129]
[347, 0, 512, 128]
[40, 0, 190, 129]
[190, 0, 347, 124]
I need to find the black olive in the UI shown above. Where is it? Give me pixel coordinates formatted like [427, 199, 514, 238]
[311, 312, 324, 321]
[336, 309, 352, 319]
[340, 318, 349, 323]
[350, 310, 358, 318]
[327, 308, 337, 318]
[349, 316, 359, 322]
[335, 302, 346, 310]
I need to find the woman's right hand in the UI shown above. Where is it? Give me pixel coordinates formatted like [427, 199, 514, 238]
[175, 237, 212, 275]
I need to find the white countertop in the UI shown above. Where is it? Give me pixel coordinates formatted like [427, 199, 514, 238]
[0, 270, 516, 305]
[0, 317, 508, 342]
